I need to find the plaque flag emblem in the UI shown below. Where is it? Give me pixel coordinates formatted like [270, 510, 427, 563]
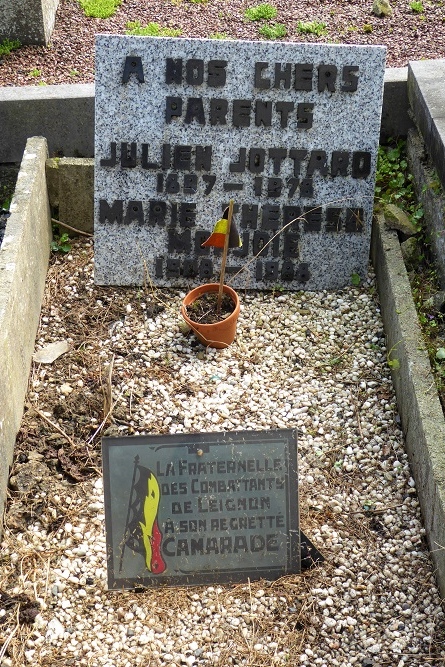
[201, 207, 242, 249]
[121, 458, 166, 575]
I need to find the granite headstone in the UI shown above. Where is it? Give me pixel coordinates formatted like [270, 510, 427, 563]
[94, 36, 386, 290]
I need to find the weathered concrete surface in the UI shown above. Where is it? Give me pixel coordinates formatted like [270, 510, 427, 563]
[408, 59, 445, 190]
[0, 137, 51, 530]
[0, 84, 95, 163]
[371, 215, 445, 600]
[0, 0, 59, 45]
[0, 69, 406, 164]
[407, 127, 445, 289]
[45, 157, 94, 233]
[380, 67, 413, 141]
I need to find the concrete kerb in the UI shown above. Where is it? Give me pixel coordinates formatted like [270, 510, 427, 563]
[0, 136, 52, 526]
[371, 215, 445, 600]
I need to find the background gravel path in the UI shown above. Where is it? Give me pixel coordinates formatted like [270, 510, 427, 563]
[0, 0, 445, 86]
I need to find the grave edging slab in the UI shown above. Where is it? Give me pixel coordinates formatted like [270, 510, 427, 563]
[371, 215, 445, 600]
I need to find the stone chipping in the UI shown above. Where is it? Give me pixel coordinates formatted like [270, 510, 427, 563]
[1, 238, 445, 666]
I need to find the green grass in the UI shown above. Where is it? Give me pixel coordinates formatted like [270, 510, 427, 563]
[410, 0, 424, 12]
[363, 23, 373, 32]
[259, 22, 287, 38]
[0, 38, 20, 57]
[29, 68, 41, 77]
[244, 3, 277, 21]
[78, 0, 121, 19]
[297, 20, 328, 36]
[125, 21, 182, 36]
[209, 32, 230, 39]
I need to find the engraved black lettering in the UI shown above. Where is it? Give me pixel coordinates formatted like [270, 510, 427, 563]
[331, 151, 350, 177]
[233, 231, 249, 257]
[230, 148, 246, 173]
[185, 98, 205, 124]
[124, 201, 143, 225]
[307, 151, 328, 176]
[274, 63, 291, 89]
[342, 65, 359, 92]
[275, 101, 294, 129]
[210, 99, 228, 125]
[165, 58, 182, 84]
[253, 230, 270, 256]
[296, 262, 310, 282]
[254, 177, 262, 196]
[173, 145, 192, 170]
[149, 201, 166, 226]
[195, 230, 210, 254]
[165, 97, 182, 123]
[269, 148, 287, 175]
[352, 151, 371, 178]
[233, 100, 251, 127]
[122, 56, 144, 84]
[100, 142, 116, 167]
[318, 64, 337, 92]
[304, 206, 322, 231]
[162, 144, 171, 169]
[186, 59, 204, 85]
[184, 174, 198, 194]
[121, 142, 137, 168]
[168, 229, 191, 253]
[208, 60, 228, 87]
[294, 63, 313, 91]
[195, 146, 212, 171]
[289, 149, 307, 176]
[155, 257, 164, 277]
[256, 261, 263, 280]
[248, 148, 265, 174]
[281, 260, 294, 280]
[183, 259, 198, 277]
[264, 261, 279, 281]
[326, 207, 343, 232]
[267, 177, 282, 197]
[165, 173, 180, 194]
[345, 207, 364, 232]
[296, 102, 313, 129]
[99, 199, 123, 224]
[166, 258, 181, 277]
[254, 62, 270, 89]
[179, 203, 196, 228]
[255, 100, 272, 127]
[283, 233, 299, 258]
[262, 205, 280, 230]
[300, 178, 314, 198]
[202, 175, 216, 194]
[141, 144, 158, 169]
[199, 259, 213, 279]
[283, 206, 301, 227]
[156, 173, 163, 193]
[287, 177, 300, 198]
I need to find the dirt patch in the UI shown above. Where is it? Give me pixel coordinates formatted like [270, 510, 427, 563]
[185, 292, 235, 324]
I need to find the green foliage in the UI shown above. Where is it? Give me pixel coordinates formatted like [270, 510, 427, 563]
[363, 23, 373, 32]
[209, 32, 229, 39]
[0, 38, 21, 57]
[410, 0, 424, 12]
[69, 69, 80, 77]
[29, 68, 41, 77]
[436, 348, 445, 360]
[125, 21, 182, 36]
[78, 0, 121, 18]
[51, 231, 72, 254]
[351, 272, 361, 286]
[244, 3, 277, 21]
[297, 20, 328, 36]
[386, 341, 401, 370]
[375, 140, 424, 230]
[259, 22, 287, 38]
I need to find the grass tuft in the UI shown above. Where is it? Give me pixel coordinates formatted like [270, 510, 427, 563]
[78, 0, 121, 19]
[244, 3, 277, 21]
[125, 21, 182, 36]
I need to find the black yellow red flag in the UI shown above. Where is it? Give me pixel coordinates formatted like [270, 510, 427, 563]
[201, 207, 242, 249]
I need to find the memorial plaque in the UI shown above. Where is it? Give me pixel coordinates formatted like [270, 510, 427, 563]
[102, 429, 298, 589]
[94, 36, 386, 290]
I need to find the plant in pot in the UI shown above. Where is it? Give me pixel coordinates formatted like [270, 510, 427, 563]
[181, 200, 242, 349]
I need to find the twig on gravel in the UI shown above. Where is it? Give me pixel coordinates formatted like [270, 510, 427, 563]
[30, 406, 76, 448]
[51, 218, 93, 237]
[102, 354, 114, 422]
[0, 606, 20, 661]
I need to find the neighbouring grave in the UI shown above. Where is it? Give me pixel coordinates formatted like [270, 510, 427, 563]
[94, 36, 386, 290]
[102, 429, 299, 588]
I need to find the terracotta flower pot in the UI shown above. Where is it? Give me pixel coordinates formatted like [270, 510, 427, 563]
[181, 283, 240, 349]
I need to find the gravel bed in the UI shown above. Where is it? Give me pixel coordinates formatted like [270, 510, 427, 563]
[1, 238, 445, 666]
[0, 0, 445, 87]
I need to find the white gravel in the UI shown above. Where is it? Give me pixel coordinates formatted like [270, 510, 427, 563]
[1, 239, 444, 667]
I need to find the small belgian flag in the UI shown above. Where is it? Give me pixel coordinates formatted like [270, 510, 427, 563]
[201, 207, 242, 249]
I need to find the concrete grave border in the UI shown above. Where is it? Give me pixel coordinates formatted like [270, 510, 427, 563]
[0, 136, 52, 524]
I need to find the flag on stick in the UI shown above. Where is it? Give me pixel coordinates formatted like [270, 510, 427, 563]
[201, 207, 242, 249]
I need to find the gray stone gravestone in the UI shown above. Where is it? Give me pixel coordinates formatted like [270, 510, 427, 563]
[94, 36, 386, 290]
[0, 0, 59, 45]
